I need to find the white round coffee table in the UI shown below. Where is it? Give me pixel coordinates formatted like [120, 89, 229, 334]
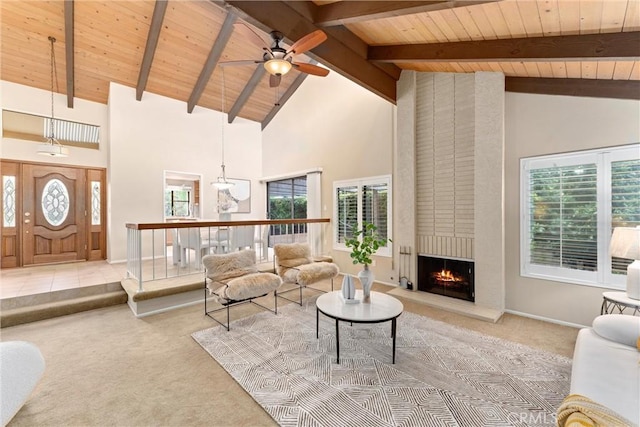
[316, 290, 404, 364]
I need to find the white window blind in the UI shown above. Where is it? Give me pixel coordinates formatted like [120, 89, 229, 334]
[611, 158, 640, 275]
[44, 117, 100, 145]
[363, 183, 389, 246]
[334, 176, 392, 256]
[521, 145, 639, 288]
[528, 163, 598, 271]
[336, 185, 358, 244]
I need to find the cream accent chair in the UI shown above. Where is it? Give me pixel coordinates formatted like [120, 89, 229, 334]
[203, 249, 282, 330]
[273, 243, 339, 306]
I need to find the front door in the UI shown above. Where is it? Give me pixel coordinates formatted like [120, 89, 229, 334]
[22, 163, 87, 265]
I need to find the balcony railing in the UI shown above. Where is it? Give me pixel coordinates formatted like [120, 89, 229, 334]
[125, 218, 331, 292]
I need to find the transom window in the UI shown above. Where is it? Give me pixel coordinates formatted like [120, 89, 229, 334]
[520, 144, 639, 288]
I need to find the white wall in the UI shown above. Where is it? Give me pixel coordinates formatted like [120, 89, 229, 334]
[1, 80, 264, 264]
[108, 83, 263, 262]
[1, 81, 109, 167]
[6, 74, 639, 328]
[505, 92, 640, 326]
[262, 70, 395, 280]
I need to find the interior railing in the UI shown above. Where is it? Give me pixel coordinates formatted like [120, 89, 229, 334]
[125, 218, 331, 292]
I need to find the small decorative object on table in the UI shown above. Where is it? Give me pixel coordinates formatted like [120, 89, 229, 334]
[339, 275, 359, 304]
[345, 222, 392, 303]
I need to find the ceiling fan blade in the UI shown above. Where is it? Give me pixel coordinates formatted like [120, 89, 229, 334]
[293, 62, 329, 77]
[234, 22, 271, 53]
[287, 30, 327, 56]
[269, 74, 281, 88]
[220, 60, 263, 67]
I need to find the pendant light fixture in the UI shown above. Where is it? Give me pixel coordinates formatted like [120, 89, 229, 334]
[37, 36, 69, 158]
[211, 68, 234, 190]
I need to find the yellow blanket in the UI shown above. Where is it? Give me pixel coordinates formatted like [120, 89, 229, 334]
[557, 394, 634, 427]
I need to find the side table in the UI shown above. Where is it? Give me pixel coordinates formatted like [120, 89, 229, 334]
[601, 291, 640, 316]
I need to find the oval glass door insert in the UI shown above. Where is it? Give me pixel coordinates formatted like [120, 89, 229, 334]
[41, 178, 70, 226]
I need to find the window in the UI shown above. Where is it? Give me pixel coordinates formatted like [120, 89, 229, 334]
[164, 187, 191, 217]
[521, 145, 639, 288]
[91, 181, 101, 225]
[3, 176, 16, 227]
[267, 177, 307, 238]
[267, 177, 307, 221]
[334, 175, 392, 256]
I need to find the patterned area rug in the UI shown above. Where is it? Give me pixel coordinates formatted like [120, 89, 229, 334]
[192, 296, 571, 427]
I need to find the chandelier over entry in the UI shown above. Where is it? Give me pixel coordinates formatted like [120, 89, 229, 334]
[37, 36, 69, 158]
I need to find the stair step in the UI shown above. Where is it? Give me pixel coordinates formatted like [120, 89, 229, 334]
[1, 290, 128, 328]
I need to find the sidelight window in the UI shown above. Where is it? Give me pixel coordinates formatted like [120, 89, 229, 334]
[3, 176, 16, 227]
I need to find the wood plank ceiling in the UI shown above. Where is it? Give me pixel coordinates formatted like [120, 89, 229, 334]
[2, 0, 639, 130]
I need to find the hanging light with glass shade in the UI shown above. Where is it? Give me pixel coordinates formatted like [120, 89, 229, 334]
[38, 36, 69, 158]
[211, 69, 234, 190]
[38, 37, 69, 157]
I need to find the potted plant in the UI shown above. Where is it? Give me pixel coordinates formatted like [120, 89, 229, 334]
[345, 222, 391, 302]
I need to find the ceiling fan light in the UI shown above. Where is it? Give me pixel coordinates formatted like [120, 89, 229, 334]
[264, 59, 292, 76]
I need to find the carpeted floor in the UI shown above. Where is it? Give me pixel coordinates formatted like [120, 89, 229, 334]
[1, 281, 579, 426]
[193, 295, 572, 427]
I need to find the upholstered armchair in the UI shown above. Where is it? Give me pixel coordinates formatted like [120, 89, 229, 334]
[273, 243, 339, 305]
[202, 249, 282, 330]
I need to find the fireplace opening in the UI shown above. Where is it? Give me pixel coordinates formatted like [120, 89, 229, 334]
[418, 256, 474, 302]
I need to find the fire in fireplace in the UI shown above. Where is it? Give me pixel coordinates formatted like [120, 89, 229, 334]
[418, 256, 474, 302]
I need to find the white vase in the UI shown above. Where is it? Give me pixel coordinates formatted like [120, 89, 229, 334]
[357, 265, 374, 303]
[341, 275, 355, 300]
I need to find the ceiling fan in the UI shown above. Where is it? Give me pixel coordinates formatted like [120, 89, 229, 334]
[222, 24, 330, 88]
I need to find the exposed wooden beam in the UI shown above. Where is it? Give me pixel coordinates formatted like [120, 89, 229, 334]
[277, 0, 400, 82]
[136, 0, 168, 101]
[227, 66, 266, 123]
[369, 32, 640, 62]
[64, 0, 74, 108]
[222, 1, 398, 103]
[261, 69, 310, 130]
[505, 77, 640, 100]
[285, 1, 401, 80]
[187, 12, 237, 113]
[314, 1, 497, 27]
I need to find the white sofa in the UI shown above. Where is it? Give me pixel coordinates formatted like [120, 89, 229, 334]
[567, 314, 639, 426]
[0, 341, 45, 426]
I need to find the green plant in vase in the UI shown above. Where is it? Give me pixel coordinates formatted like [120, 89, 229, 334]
[345, 222, 391, 302]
